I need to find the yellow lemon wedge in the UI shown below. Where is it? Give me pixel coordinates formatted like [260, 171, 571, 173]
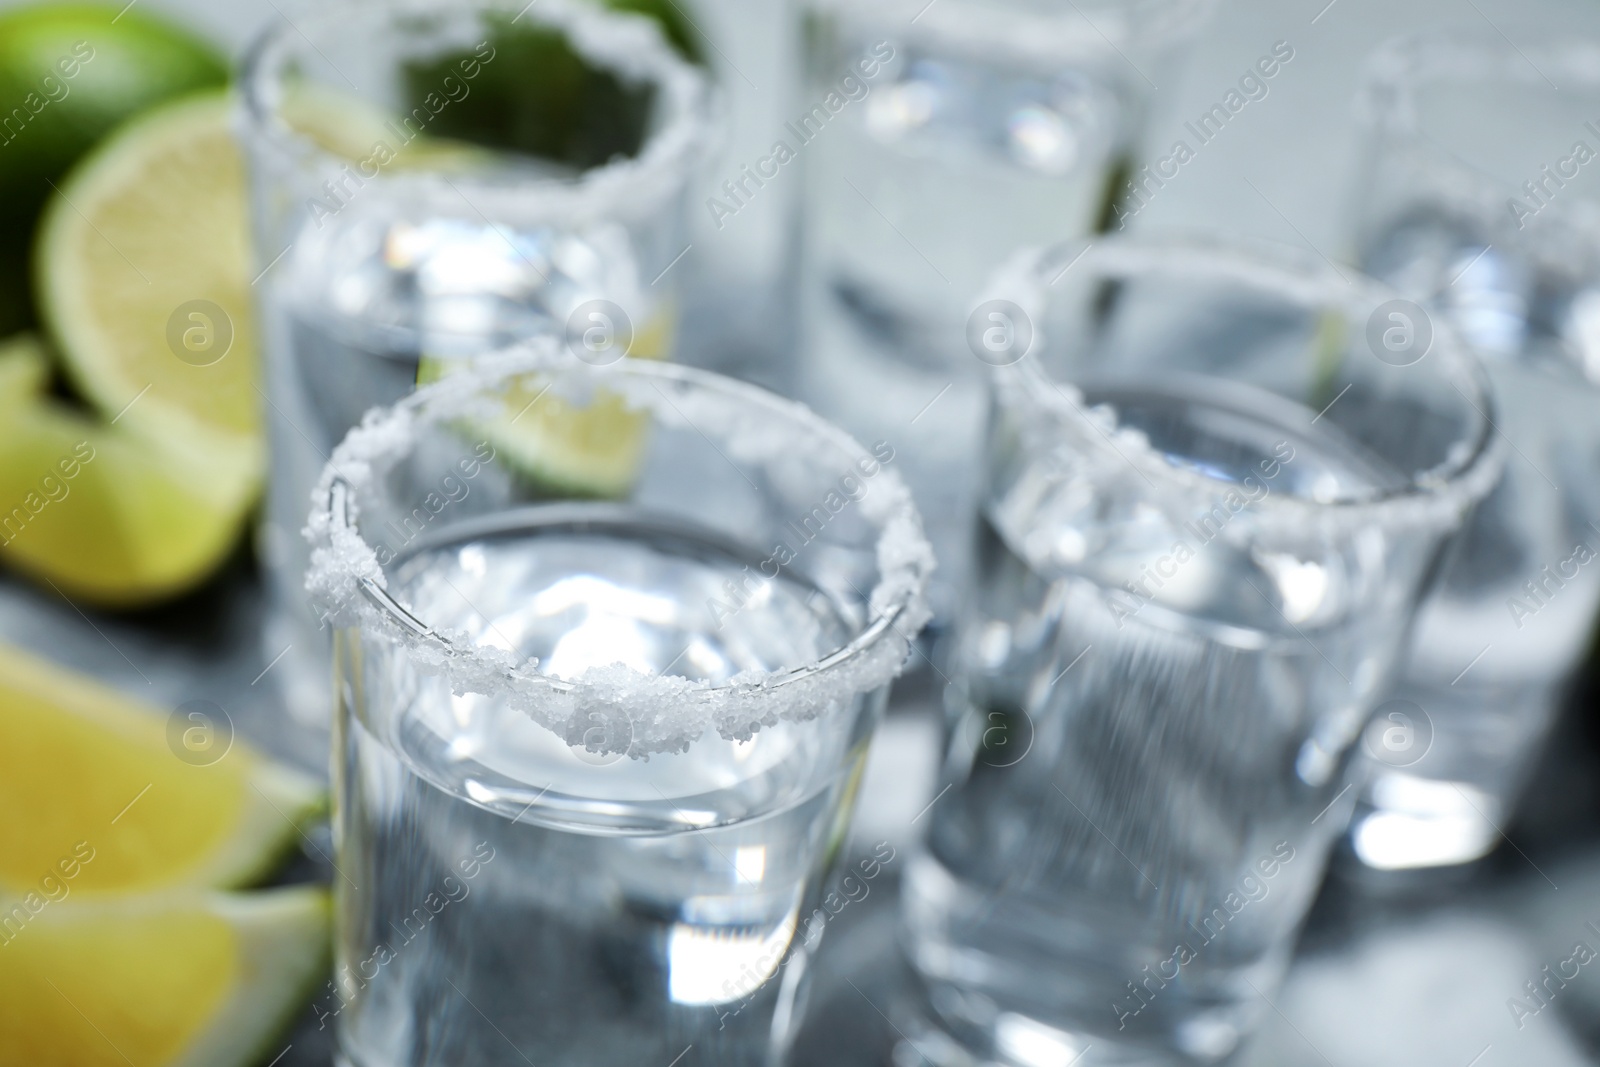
[0, 888, 329, 1067]
[0, 644, 323, 896]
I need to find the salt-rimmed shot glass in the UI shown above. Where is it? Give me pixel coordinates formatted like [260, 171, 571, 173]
[304, 342, 933, 1066]
[899, 235, 1502, 1066]
[795, 0, 1211, 620]
[240, 0, 710, 761]
[1341, 31, 1600, 873]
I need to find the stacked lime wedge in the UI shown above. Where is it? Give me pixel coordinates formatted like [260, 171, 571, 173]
[0, 644, 329, 1067]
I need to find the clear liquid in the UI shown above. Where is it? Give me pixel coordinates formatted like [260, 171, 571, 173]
[905, 385, 1406, 1065]
[331, 509, 877, 1067]
[1351, 214, 1600, 868]
[797, 42, 1131, 617]
[259, 203, 667, 744]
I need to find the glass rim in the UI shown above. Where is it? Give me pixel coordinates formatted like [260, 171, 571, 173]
[238, 0, 711, 225]
[1352, 31, 1600, 270]
[305, 342, 935, 758]
[1359, 30, 1600, 135]
[813, 0, 1214, 66]
[986, 231, 1506, 536]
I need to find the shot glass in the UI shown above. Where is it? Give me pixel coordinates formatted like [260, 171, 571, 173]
[239, 0, 710, 761]
[1343, 32, 1600, 871]
[899, 236, 1503, 1066]
[793, 0, 1211, 619]
[304, 342, 934, 1066]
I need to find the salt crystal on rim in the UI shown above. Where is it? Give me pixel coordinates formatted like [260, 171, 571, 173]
[241, 0, 713, 230]
[306, 338, 935, 758]
[982, 237, 1507, 556]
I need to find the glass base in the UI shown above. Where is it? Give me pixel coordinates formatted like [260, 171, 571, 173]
[1342, 674, 1564, 875]
[892, 993, 1233, 1067]
[1345, 772, 1503, 872]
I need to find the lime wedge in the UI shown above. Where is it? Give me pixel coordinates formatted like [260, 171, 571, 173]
[417, 311, 672, 499]
[0, 888, 329, 1067]
[0, 337, 257, 605]
[417, 358, 646, 498]
[36, 89, 260, 480]
[277, 80, 494, 171]
[0, 644, 323, 895]
[485, 379, 653, 498]
[0, 334, 48, 407]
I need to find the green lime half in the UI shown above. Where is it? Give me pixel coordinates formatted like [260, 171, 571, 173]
[0, 2, 227, 333]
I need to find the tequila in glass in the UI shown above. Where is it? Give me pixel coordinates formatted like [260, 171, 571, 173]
[239, 0, 709, 760]
[901, 238, 1501, 1066]
[795, 0, 1209, 616]
[1345, 32, 1600, 870]
[306, 346, 934, 1066]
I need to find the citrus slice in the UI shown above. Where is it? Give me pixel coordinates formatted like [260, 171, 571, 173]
[478, 375, 653, 498]
[36, 89, 261, 481]
[416, 312, 673, 498]
[277, 81, 494, 172]
[0, 334, 48, 407]
[0, 338, 257, 605]
[0, 644, 323, 896]
[0, 888, 329, 1067]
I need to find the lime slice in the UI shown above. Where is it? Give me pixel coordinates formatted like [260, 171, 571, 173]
[416, 360, 646, 498]
[0, 2, 227, 335]
[277, 81, 495, 172]
[0, 334, 49, 407]
[36, 89, 261, 480]
[0, 644, 323, 895]
[0, 338, 257, 605]
[1308, 307, 1349, 412]
[0, 888, 329, 1067]
[486, 380, 652, 498]
[417, 311, 673, 498]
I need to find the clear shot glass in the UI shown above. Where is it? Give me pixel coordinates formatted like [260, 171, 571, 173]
[238, 0, 710, 762]
[898, 235, 1502, 1066]
[793, 0, 1210, 620]
[1343, 32, 1600, 872]
[304, 342, 934, 1066]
